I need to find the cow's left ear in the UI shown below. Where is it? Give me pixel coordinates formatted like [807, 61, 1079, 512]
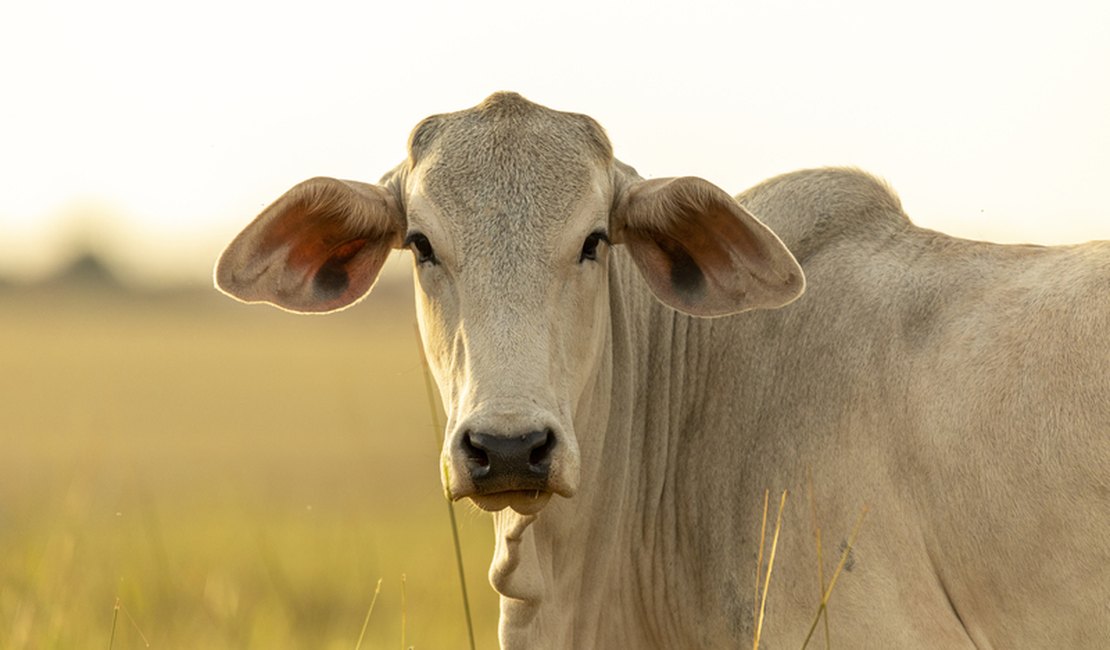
[612, 176, 804, 317]
[215, 177, 405, 314]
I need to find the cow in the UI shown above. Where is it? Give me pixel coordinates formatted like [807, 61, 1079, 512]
[215, 92, 1110, 649]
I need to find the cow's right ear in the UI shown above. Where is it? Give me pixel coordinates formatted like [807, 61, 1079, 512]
[215, 177, 405, 314]
[612, 176, 804, 317]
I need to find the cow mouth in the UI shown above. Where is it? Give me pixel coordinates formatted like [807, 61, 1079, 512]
[469, 490, 552, 515]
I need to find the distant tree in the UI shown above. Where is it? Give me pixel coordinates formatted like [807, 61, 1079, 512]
[45, 250, 123, 290]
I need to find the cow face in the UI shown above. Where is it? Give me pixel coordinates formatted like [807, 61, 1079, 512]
[400, 94, 616, 514]
[215, 92, 804, 516]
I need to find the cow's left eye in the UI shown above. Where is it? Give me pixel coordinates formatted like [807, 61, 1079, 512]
[579, 231, 609, 263]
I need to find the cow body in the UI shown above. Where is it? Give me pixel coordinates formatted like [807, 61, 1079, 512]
[216, 93, 1110, 648]
[503, 168, 1110, 648]
[506, 169, 1110, 643]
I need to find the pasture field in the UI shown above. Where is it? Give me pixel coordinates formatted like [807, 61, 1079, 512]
[0, 279, 499, 649]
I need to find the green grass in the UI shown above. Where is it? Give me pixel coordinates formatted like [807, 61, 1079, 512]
[0, 282, 868, 649]
[0, 283, 499, 649]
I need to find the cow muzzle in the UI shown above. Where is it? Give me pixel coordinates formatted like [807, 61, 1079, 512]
[444, 409, 579, 515]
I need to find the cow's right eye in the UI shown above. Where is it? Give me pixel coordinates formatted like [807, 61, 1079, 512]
[404, 232, 438, 266]
[579, 230, 609, 263]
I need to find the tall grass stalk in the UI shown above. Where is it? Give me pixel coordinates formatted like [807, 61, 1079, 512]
[107, 597, 150, 649]
[807, 472, 831, 650]
[800, 505, 870, 650]
[753, 489, 770, 627]
[107, 598, 120, 650]
[414, 326, 477, 650]
[354, 578, 383, 650]
[753, 490, 788, 650]
[401, 573, 407, 650]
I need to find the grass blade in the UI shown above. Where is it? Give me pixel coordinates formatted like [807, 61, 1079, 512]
[354, 578, 383, 650]
[414, 325, 477, 650]
[753, 489, 787, 650]
[824, 505, 868, 601]
[107, 597, 150, 649]
[801, 503, 870, 649]
[753, 489, 769, 628]
[806, 470, 830, 650]
[107, 598, 120, 650]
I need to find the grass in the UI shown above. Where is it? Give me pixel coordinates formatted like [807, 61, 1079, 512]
[415, 326, 477, 650]
[799, 503, 869, 650]
[751, 489, 788, 650]
[2, 281, 868, 649]
[353, 578, 382, 650]
[749, 475, 868, 650]
[0, 283, 499, 649]
[108, 597, 150, 649]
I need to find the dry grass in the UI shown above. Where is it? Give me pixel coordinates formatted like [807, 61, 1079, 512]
[1, 281, 869, 649]
[749, 473, 868, 650]
[0, 283, 498, 649]
[752, 489, 788, 650]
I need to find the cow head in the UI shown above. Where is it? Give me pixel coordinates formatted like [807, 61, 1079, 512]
[215, 92, 804, 515]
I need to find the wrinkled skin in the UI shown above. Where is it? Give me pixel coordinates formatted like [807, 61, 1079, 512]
[216, 93, 1110, 648]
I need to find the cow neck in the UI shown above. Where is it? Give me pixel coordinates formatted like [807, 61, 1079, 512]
[613, 248, 720, 645]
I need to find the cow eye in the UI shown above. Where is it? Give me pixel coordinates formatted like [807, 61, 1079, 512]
[404, 232, 438, 266]
[579, 231, 609, 263]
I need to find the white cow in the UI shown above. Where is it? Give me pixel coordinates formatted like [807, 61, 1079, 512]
[216, 92, 1110, 648]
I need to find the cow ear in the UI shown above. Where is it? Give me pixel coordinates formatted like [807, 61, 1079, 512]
[613, 176, 804, 317]
[215, 177, 405, 314]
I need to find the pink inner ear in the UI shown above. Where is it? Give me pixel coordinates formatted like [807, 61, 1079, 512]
[626, 206, 752, 306]
[673, 200, 776, 290]
[631, 229, 707, 299]
[311, 237, 373, 300]
[256, 203, 389, 311]
[217, 176, 404, 314]
[618, 177, 803, 316]
[701, 201, 768, 261]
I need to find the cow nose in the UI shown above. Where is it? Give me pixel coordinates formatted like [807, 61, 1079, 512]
[462, 429, 554, 488]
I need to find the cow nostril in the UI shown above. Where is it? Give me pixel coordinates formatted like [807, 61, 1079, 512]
[529, 429, 555, 468]
[462, 431, 490, 468]
[461, 428, 555, 488]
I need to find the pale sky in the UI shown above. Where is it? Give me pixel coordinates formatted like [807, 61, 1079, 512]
[2, 0, 1108, 285]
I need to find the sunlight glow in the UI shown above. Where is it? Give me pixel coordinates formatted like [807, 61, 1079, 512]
[2, 0, 1107, 284]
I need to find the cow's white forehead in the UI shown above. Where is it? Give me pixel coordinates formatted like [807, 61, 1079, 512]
[407, 92, 613, 246]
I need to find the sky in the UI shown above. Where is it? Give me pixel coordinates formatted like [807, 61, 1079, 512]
[1, 0, 1108, 285]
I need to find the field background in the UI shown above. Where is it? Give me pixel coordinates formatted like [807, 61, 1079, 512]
[0, 263, 500, 649]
